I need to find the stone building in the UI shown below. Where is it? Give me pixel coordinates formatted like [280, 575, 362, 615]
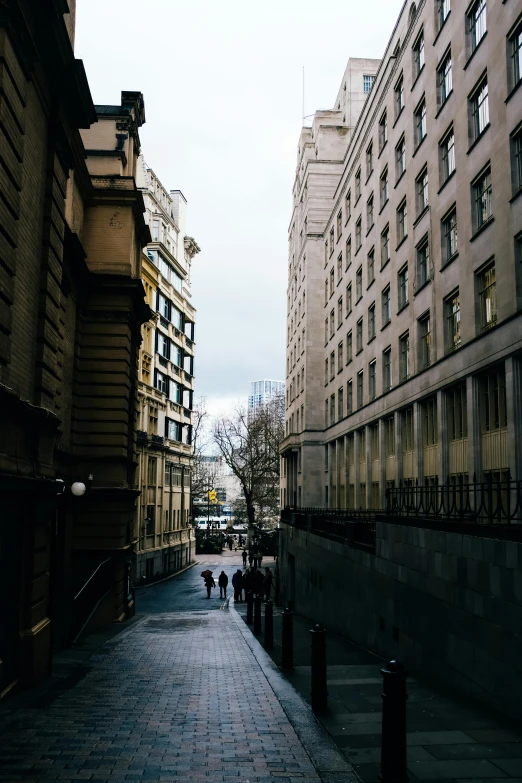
[0, 0, 150, 696]
[281, 0, 522, 509]
[134, 159, 200, 581]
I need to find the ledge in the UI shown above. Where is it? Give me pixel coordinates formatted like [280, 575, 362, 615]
[412, 134, 427, 158]
[378, 140, 388, 159]
[397, 301, 409, 315]
[505, 78, 522, 105]
[379, 199, 389, 215]
[381, 257, 391, 272]
[366, 223, 375, 237]
[396, 235, 408, 252]
[510, 186, 522, 204]
[381, 319, 391, 332]
[414, 278, 431, 297]
[463, 31, 488, 71]
[440, 251, 459, 272]
[433, 11, 451, 47]
[392, 107, 404, 130]
[467, 123, 490, 156]
[470, 215, 494, 242]
[394, 170, 406, 189]
[413, 205, 430, 228]
[434, 90, 453, 120]
[411, 64, 425, 92]
[437, 168, 456, 195]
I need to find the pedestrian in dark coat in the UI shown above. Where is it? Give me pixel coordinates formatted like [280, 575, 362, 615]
[218, 570, 228, 599]
[232, 569, 243, 602]
[258, 552, 263, 568]
[254, 568, 264, 597]
[242, 549, 248, 567]
[248, 550, 253, 567]
[204, 574, 215, 598]
[263, 568, 273, 601]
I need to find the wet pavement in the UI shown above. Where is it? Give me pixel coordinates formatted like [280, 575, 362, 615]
[0, 553, 352, 783]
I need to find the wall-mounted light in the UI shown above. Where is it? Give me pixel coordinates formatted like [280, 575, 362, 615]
[71, 482, 86, 497]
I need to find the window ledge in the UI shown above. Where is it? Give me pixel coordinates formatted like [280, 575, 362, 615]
[434, 90, 453, 120]
[463, 31, 488, 71]
[381, 319, 391, 332]
[378, 140, 388, 160]
[380, 257, 391, 272]
[354, 245, 362, 257]
[397, 301, 409, 315]
[355, 295, 363, 305]
[354, 195, 362, 208]
[392, 107, 404, 130]
[470, 215, 494, 242]
[505, 78, 522, 105]
[413, 205, 430, 228]
[437, 168, 456, 195]
[367, 278, 375, 291]
[356, 349, 363, 356]
[510, 186, 522, 204]
[346, 357, 353, 366]
[433, 11, 451, 47]
[345, 310, 353, 319]
[394, 170, 406, 189]
[365, 171, 374, 186]
[396, 235, 408, 252]
[440, 251, 459, 272]
[366, 223, 375, 237]
[412, 134, 427, 158]
[414, 278, 431, 297]
[467, 123, 490, 155]
[411, 64, 425, 92]
[367, 335, 376, 345]
[379, 199, 389, 216]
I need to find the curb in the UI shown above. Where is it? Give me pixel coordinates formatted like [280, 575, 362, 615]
[228, 604, 357, 783]
[135, 560, 198, 589]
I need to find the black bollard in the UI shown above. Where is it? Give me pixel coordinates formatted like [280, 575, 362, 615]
[310, 624, 327, 712]
[380, 660, 408, 783]
[281, 607, 293, 670]
[264, 599, 274, 649]
[254, 594, 262, 634]
[246, 591, 254, 624]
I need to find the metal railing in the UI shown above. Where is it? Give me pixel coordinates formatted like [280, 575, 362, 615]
[386, 475, 522, 524]
[281, 507, 376, 553]
[70, 558, 113, 644]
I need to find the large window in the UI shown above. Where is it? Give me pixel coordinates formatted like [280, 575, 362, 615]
[147, 456, 157, 485]
[448, 385, 468, 440]
[167, 419, 181, 442]
[445, 290, 461, 352]
[478, 262, 497, 331]
[423, 398, 437, 447]
[380, 167, 389, 208]
[508, 19, 522, 92]
[158, 291, 171, 321]
[395, 74, 404, 118]
[470, 77, 489, 142]
[381, 225, 390, 268]
[382, 285, 391, 326]
[347, 380, 353, 414]
[369, 361, 376, 402]
[355, 168, 361, 201]
[157, 330, 170, 359]
[346, 190, 351, 221]
[346, 236, 352, 269]
[437, 0, 450, 30]
[356, 318, 363, 353]
[480, 368, 506, 433]
[363, 74, 375, 93]
[346, 282, 353, 315]
[379, 111, 388, 151]
[368, 248, 375, 285]
[413, 30, 425, 77]
[510, 125, 522, 194]
[416, 167, 428, 215]
[397, 199, 407, 244]
[419, 313, 431, 369]
[468, 0, 486, 53]
[330, 394, 335, 426]
[402, 407, 414, 452]
[438, 51, 453, 107]
[440, 127, 455, 183]
[415, 99, 427, 147]
[472, 166, 492, 231]
[155, 370, 168, 394]
[441, 206, 458, 264]
[396, 136, 406, 181]
[416, 237, 430, 289]
[337, 340, 344, 372]
[347, 331, 353, 363]
[399, 332, 410, 382]
[337, 210, 343, 239]
[356, 266, 363, 301]
[357, 371, 364, 409]
[398, 264, 408, 309]
[338, 386, 344, 420]
[337, 297, 343, 328]
[366, 142, 374, 178]
[383, 347, 392, 392]
[355, 217, 362, 251]
[368, 303, 376, 341]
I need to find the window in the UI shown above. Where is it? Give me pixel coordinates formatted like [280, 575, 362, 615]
[347, 380, 353, 414]
[347, 330, 353, 363]
[445, 290, 461, 352]
[369, 360, 376, 401]
[330, 309, 335, 338]
[468, 0, 486, 53]
[367, 195, 374, 229]
[330, 267, 335, 296]
[402, 407, 414, 452]
[384, 416, 395, 457]
[147, 456, 157, 485]
[508, 20, 522, 91]
[470, 77, 489, 142]
[441, 206, 458, 263]
[440, 127, 455, 182]
[330, 351, 335, 380]
[337, 297, 343, 328]
[366, 142, 374, 178]
[337, 210, 342, 239]
[158, 292, 171, 321]
[396, 136, 406, 180]
[368, 249, 375, 285]
[338, 386, 344, 419]
[399, 332, 410, 381]
[472, 166, 492, 231]
[325, 357, 329, 384]
[415, 99, 427, 147]
[381, 225, 390, 267]
[437, 0, 451, 30]
[338, 341, 344, 372]
[363, 74, 375, 93]
[382, 286, 391, 325]
[155, 370, 168, 394]
[416, 167, 428, 214]
[478, 262, 496, 330]
[325, 400, 329, 426]
[324, 241, 328, 267]
[346, 282, 353, 315]
[324, 318, 329, 345]
[346, 190, 351, 221]
[145, 508, 155, 536]
[398, 264, 408, 309]
[356, 318, 363, 353]
[448, 384, 468, 440]
[167, 419, 181, 442]
[379, 111, 388, 151]
[413, 31, 425, 77]
[346, 236, 352, 269]
[355, 168, 361, 200]
[395, 75, 404, 118]
[438, 51, 453, 106]
[419, 312, 431, 368]
[480, 368, 506, 433]
[380, 167, 389, 208]
[511, 126, 522, 194]
[383, 347, 392, 392]
[357, 371, 364, 409]
[337, 254, 343, 284]
[324, 280, 328, 305]
[330, 394, 335, 426]
[423, 398, 437, 446]
[356, 266, 363, 300]
[355, 217, 362, 250]
[368, 303, 376, 341]
[416, 237, 430, 289]
[157, 330, 170, 359]
[397, 199, 407, 244]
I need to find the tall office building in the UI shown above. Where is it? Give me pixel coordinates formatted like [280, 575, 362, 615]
[281, 1, 522, 510]
[248, 379, 285, 412]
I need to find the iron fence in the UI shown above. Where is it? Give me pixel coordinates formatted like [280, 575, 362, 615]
[281, 507, 376, 553]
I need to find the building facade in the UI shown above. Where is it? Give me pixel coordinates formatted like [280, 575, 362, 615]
[281, 0, 522, 510]
[134, 159, 200, 581]
[248, 379, 285, 412]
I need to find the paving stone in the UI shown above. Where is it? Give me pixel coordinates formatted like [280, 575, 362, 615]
[409, 760, 508, 779]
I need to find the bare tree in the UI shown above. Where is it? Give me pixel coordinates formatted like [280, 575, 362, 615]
[212, 393, 284, 535]
[190, 398, 216, 522]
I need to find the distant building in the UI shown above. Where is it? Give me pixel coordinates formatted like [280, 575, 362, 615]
[248, 379, 285, 412]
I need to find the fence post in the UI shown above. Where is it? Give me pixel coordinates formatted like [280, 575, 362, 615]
[380, 660, 408, 783]
[246, 590, 254, 624]
[254, 594, 262, 634]
[264, 599, 274, 649]
[310, 624, 327, 712]
[281, 607, 293, 670]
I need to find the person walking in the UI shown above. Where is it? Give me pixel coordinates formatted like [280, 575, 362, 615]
[242, 549, 248, 567]
[204, 573, 215, 599]
[232, 569, 243, 602]
[228, 537, 233, 551]
[263, 567, 273, 601]
[253, 568, 264, 597]
[258, 552, 263, 568]
[248, 550, 253, 567]
[218, 570, 228, 599]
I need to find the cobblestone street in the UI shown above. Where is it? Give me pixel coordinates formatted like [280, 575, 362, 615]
[0, 554, 352, 783]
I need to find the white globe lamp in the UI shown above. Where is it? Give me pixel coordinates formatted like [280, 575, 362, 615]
[71, 481, 86, 497]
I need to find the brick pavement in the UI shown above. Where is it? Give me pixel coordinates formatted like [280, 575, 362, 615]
[0, 556, 353, 783]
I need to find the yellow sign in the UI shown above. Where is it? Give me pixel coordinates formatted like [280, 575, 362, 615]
[208, 490, 217, 502]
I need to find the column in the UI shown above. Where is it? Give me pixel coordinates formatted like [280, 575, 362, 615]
[413, 401, 423, 484]
[354, 430, 361, 509]
[466, 375, 482, 481]
[365, 424, 372, 510]
[395, 410, 403, 487]
[437, 389, 449, 484]
[379, 417, 386, 509]
[505, 357, 522, 482]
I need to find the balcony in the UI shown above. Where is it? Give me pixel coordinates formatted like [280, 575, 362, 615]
[136, 430, 147, 445]
[281, 507, 376, 553]
[151, 434, 165, 449]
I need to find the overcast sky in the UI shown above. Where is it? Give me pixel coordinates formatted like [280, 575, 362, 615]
[75, 0, 403, 416]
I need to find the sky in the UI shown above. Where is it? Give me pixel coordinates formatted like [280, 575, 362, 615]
[75, 0, 403, 417]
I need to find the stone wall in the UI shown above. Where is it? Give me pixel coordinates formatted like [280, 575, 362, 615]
[279, 520, 522, 720]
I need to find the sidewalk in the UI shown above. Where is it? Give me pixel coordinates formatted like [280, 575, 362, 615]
[235, 595, 522, 783]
